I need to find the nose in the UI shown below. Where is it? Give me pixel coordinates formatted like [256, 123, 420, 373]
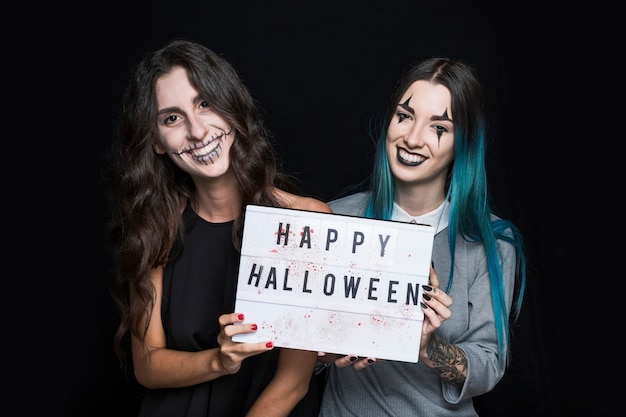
[403, 123, 425, 148]
[187, 113, 208, 141]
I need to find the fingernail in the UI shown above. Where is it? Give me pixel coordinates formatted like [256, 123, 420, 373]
[422, 285, 432, 292]
[422, 293, 431, 301]
[266, 342, 273, 348]
[349, 356, 358, 362]
[251, 324, 258, 330]
[420, 302, 428, 309]
[237, 314, 244, 320]
[367, 358, 375, 364]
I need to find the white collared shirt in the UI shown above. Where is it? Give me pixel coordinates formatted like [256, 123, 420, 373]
[391, 200, 450, 233]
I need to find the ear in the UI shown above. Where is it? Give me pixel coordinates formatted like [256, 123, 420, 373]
[152, 141, 167, 155]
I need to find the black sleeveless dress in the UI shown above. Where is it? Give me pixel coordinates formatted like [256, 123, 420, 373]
[137, 206, 322, 417]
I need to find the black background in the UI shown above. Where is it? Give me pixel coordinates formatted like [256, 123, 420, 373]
[50, 1, 612, 416]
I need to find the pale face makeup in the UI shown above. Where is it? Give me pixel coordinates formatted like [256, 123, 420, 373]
[386, 80, 455, 190]
[153, 66, 234, 179]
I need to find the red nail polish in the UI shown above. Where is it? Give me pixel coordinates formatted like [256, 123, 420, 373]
[251, 324, 257, 330]
[266, 342, 273, 348]
[237, 314, 244, 321]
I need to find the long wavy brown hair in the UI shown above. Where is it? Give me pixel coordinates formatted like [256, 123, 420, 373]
[104, 39, 296, 370]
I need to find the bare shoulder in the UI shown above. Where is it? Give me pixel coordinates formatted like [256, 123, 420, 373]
[275, 189, 331, 213]
[298, 197, 331, 213]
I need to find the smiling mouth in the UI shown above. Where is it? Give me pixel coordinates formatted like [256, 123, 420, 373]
[191, 141, 222, 164]
[397, 148, 426, 166]
[172, 127, 232, 164]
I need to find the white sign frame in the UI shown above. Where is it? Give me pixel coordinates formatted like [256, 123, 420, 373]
[232, 205, 434, 362]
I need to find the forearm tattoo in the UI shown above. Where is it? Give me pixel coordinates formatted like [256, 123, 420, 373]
[426, 333, 468, 386]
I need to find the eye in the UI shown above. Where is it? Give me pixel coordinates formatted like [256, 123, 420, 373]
[433, 124, 449, 134]
[199, 100, 210, 109]
[396, 111, 412, 123]
[163, 114, 180, 125]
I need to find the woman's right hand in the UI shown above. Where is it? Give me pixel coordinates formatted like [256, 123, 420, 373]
[216, 313, 274, 374]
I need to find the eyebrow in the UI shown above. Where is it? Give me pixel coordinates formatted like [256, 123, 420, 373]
[431, 109, 452, 123]
[398, 98, 452, 123]
[156, 94, 204, 117]
[157, 106, 181, 117]
[399, 97, 415, 115]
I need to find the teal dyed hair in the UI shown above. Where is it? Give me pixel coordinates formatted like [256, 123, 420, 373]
[365, 57, 526, 369]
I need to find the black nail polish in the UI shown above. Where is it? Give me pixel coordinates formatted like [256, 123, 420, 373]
[422, 293, 431, 301]
[367, 358, 374, 364]
[349, 356, 358, 362]
[422, 285, 432, 292]
[420, 302, 428, 309]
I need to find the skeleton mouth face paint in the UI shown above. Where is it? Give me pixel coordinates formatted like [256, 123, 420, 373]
[172, 126, 233, 164]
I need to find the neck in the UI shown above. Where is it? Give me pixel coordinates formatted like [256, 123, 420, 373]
[193, 171, 241, 222]
[394, 182, 446, 217]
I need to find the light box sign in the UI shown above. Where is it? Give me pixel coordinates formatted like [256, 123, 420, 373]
[232, 205, 435, 362]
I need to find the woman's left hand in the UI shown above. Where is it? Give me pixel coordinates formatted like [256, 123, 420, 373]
[316, 352, 381, 370]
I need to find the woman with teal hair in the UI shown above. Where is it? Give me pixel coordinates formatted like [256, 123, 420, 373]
[318, 57, 527, 417]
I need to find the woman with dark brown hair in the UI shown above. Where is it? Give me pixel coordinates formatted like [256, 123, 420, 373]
[105, 38, 329, 417]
